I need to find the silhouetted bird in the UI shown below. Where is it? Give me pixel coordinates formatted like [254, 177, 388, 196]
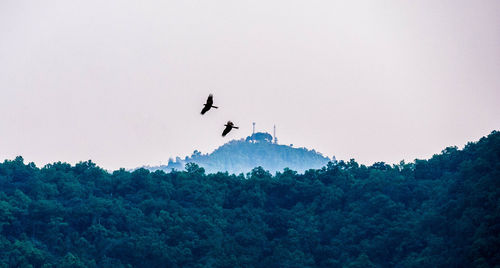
[222, 121, 239, 137]
[201, 94, 218, 115]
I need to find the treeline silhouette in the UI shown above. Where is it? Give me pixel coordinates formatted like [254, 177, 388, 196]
[0, 131, 498, 267]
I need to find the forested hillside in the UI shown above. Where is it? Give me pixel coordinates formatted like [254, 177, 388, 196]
[150, 132, 331, 174]
[0, 131, 498, 267]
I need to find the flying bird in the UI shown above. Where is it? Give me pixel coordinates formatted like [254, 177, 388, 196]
[201, 94, 218, 115]
[222, 121, 239, 137]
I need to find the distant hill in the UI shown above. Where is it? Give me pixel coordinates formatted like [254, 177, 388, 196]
[148, 132, 333, 174]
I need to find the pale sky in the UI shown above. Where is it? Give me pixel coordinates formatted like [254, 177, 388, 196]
[1, 1, 499, 170]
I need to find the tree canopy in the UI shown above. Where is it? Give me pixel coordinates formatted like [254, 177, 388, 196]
[0, 131, 498, 267]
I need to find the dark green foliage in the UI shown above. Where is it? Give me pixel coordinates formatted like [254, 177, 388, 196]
[0, 131, 498, 267]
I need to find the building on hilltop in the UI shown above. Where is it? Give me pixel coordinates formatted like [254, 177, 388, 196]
[246, 132, 273, 143]
[247, 122, 278, 144]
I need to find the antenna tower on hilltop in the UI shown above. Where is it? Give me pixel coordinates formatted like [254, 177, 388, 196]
[273, 125, 278, 144]
[252, 122, 256, 135]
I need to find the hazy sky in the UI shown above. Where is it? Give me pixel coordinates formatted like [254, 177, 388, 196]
[1, 1, 499, 170]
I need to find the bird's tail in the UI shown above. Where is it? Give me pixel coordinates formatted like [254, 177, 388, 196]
[212, 106, 218, 109]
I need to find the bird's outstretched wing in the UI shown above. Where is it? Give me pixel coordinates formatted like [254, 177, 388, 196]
[201, 94, 214, 115]
[222, 125, 231, 137]
[201, 105, 210, 115]
[206, 94, 214, 106]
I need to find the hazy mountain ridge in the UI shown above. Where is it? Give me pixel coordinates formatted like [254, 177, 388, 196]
[148, 132, 333, 174]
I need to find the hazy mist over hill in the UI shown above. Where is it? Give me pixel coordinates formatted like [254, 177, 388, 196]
[146, 132, 333, 174]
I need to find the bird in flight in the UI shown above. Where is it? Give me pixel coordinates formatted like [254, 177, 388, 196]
[222, 121, 239, 137]
[201, 94, 218, 115]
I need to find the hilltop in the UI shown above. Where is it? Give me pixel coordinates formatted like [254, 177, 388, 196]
[148, 132, 333, 174]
